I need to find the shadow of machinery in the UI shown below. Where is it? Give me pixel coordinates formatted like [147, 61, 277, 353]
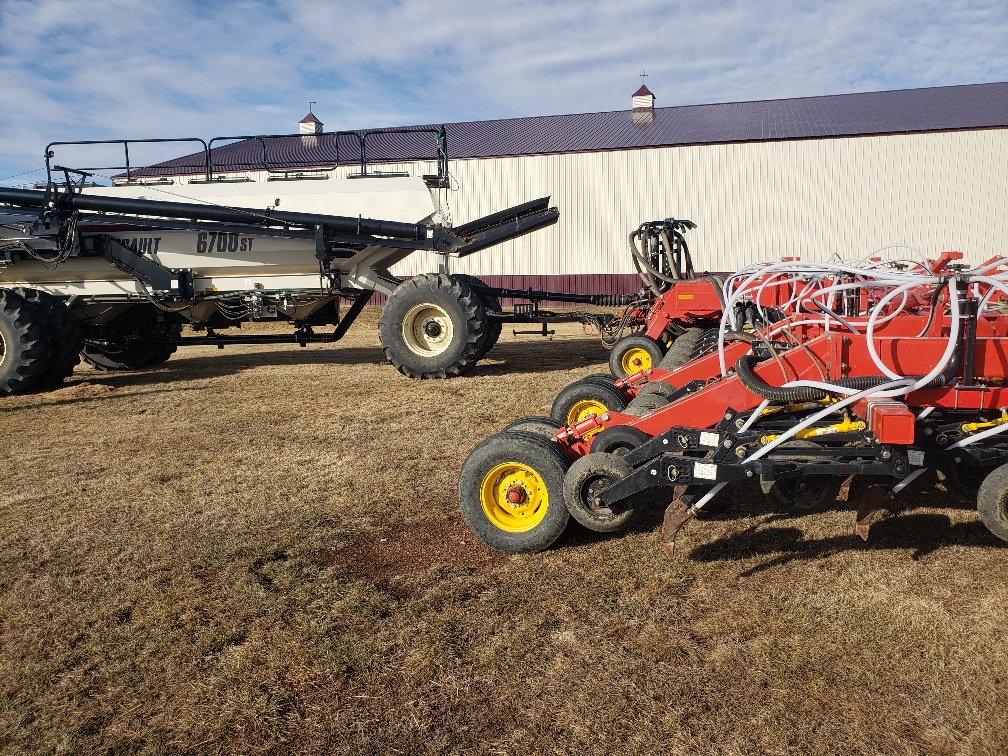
[553, 474, 1004, 564]
[688, 514, 1004, 576]
[63, 328, 606, 388]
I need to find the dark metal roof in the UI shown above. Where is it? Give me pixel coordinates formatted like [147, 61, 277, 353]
[134, 82, 1008, 176]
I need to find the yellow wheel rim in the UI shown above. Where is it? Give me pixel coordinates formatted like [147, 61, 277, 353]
[620, 346, 653, 374]
[480, 461, 549, 532]
[565, 398, 607, 438]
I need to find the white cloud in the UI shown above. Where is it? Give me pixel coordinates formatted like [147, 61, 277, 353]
[0, 0, 1005, 183]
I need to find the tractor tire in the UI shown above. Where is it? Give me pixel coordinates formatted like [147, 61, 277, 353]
[15, 288, 81, 386]
[502, 416, 561, 438]
[609, 334, 665, 377]
[450, 274, 502, 357]
[81, 306, 181, 371]
[458, 430, 572, 553]
[0, 289, 51, 395]
[563, 452, 638, 533]
[379, 273, 488, 379]
[976, 463, 1008, 543]
[550, 378, 628, 427]
[659, 327, 704, 370]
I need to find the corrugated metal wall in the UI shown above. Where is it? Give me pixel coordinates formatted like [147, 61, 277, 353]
[379, 129, 1006, 279]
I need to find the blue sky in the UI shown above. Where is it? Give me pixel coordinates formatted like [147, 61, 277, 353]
[1, 0, 1006, 185]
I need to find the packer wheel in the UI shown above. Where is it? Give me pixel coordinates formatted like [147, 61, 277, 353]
[458, 431, 571, 553]
[0, 289, 51, 395]
[379, 273, 488, 379]
[658, 327, 704, 370]
[636, 380, 678, 399]
[977, 463, 1008, 543]
[609, 334, 665, 377]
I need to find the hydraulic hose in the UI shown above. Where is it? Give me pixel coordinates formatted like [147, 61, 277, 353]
[735, 354, 945, 402]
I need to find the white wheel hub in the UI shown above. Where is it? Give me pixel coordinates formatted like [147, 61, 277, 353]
[402, 303, 454, 356]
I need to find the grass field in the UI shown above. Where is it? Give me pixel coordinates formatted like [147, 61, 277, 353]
[1, 309, 1007, 755]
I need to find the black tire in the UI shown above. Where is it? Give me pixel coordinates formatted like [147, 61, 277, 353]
[659, 327, 704, 370]
[450, 274, 502, 356]
[15, 289, 81, 386]
[763, 442, 836, 513]
[609, 334, 666, 378]
[690, 327, 723, 360]
[81, 306, 181, 371]
[379, 273, 488, 379]
[458, 431, 572, 553]
[563, 452, 638, 533]
[765, 476, 836, 513]
[636, 380, 678, 399]
[623, 393, 670, 418]
[976, 463, 1008, 543]
[502, 416, 560, 438]
[550, 379, 628, 426]
[590, 425, 650, 456]
[0, 289, 51, 395]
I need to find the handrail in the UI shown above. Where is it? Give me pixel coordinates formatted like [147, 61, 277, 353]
[43, 125, 448, 186]
[206, 130, 362, 178]
[44, 137, 210, 182]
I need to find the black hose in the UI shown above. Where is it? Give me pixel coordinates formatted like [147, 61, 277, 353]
[735, 354, 946, 402]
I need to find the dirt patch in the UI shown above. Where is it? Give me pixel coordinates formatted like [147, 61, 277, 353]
[314, 517, 508, 582]
[46, 380, 116, 399]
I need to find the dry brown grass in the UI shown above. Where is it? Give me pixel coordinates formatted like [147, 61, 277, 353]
[1, 308, 1007, 755]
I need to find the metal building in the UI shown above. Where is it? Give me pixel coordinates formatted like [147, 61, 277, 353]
[131, 82, 1008, 296]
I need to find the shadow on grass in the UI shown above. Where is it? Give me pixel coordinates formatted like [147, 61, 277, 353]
[689, 513, 1005, 575]
[12, 335, 609, 403]
[550, 477, 999, 564]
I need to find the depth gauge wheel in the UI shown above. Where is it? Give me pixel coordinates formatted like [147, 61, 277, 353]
[550, 378, 628, 428]
[976, 463, 1008, 543]
[0, 289, 51, 395]
[764, 442, 836, 513]
[458, 431, 571, 553]
[379, 273, 488, 378]
[563, 452, 638, 533]
[609, 334, 665, 377]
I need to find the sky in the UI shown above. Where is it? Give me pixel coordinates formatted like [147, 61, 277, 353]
[1, 0, 1006, 185]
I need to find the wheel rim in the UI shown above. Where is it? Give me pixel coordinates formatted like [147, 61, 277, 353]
[0, 330, 6, 368]
[402, 303, 454, 357]
[620, 346, 653, 374]
[480, 461, 549, 532]
[565, 398, 609, 439]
